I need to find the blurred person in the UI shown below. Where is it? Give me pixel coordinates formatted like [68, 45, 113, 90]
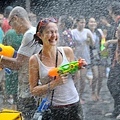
[99, 16, 114, 40]
[0, 6, 42, 120]
[58, 15, 75, 49]
[2, 29, 23, 110]
[28, 12, 37, 27]
[105, 1, 120, 119]
[2, 6, 13, 33]
[29, 17, 87, 120]
[99, 16, 116, 75]
[0, 14, 4, 43]
[87, 17, 106, 101]
[71, 16, 95, 104]
[0, 13, 4, 96]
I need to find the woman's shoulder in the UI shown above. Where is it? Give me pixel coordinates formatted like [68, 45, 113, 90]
[29, 53, 39, 63]
[58, 46, 73, 56]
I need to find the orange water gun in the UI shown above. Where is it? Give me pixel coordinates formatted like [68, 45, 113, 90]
[0, 44, 16, 73]
[0, 44, 16, 57]
[48, 59, 86, 77]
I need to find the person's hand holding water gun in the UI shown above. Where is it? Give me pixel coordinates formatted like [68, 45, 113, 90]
[0, 44, 16, 58]
[48, 58, 87, 77]
[0, 44, 17, 73]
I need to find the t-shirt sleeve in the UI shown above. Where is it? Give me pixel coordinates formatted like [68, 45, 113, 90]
[18, 32, 36, 57]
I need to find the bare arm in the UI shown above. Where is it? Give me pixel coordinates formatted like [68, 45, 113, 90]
[0, 53, 29, 70]
[63, 46, 75, 62]
[87, 32, 95, 46]
[104, 39, 118, 48]
[29, 54, 66, 96]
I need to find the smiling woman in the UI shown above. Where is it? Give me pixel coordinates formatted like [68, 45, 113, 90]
[29, 17, 87, 120]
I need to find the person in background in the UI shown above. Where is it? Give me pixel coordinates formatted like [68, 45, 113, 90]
[28, 12, 37, 27]
[87, 17, 106, 101]
[2, 29, 23, 110]
[105, 1, 120, 119]
[2, 6, 13, 33]
[58, 15, 75, 49]
[0, 6, 42, 120]
[99, 16, 115, 77]
[71, 16, 95, 104]
[0, 14, 4, 43]
[29, 17, 87, 120]
[99, 16, 113, 40]
[0, 13, 4, 96]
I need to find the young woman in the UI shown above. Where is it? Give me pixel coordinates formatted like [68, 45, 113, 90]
[71, 16, 94, 104]
[29, 17, 87, 120]
[87, 17, 105, 101]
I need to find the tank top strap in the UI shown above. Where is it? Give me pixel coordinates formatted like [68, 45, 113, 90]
[58, 47, 69, 64]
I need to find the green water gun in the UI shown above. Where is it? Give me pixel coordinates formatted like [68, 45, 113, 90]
[100, 37, 106, 51]
[48, 59, 85, 77]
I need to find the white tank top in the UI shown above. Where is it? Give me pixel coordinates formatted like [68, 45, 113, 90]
[35, 47, 79, 106]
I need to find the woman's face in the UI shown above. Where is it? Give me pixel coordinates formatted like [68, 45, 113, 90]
[88, 18, 97, 30]
[40, 22, 59, 46]
[77, 19, 86, 30]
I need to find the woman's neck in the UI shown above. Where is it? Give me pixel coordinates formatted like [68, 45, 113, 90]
[90, 28, 95, 33]
[77, 27, 83, 32]
[42, 46, 57, 58]
[40, 47, 58, 67]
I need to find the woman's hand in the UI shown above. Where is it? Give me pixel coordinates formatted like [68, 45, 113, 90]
[54, 73, 69, 86]
[78, 58, 87, 69]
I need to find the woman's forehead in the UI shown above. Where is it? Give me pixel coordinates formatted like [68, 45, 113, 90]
[43, 22, 58, 31]
[78, 19, 86, 22]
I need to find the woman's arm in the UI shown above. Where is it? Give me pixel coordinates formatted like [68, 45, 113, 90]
[63, 46, 75, 62]
[0, 53, 29, 70]
[29, 54, 66, 96]
[87, 32, 95, 46]
[104, 39, 117, 47]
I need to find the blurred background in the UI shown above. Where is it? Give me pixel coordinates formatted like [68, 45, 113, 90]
[1, 0, 120, 20]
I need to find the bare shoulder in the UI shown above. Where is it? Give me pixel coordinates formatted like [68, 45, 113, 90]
[62, 46, 73, 53]
[62, 46, 74, 61]
[29, 54, 38, 65]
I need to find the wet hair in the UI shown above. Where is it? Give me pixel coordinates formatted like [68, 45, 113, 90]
[108, 1, 120, 15]
[76, 15, 85, 22]
[4, 6, 13, 18]
[59, 15, 73, 29]
[34, 21, 43, 45]
[34, 17, 58, 45]
[9, 6, 29, 21]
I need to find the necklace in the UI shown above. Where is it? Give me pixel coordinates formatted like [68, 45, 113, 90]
[39, 49, 58, 67]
